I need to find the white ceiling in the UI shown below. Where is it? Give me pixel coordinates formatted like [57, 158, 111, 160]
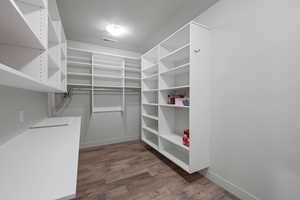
[57, 0, 218, 53]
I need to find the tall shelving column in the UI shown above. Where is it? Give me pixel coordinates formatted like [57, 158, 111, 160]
[0, 0, 66, 92]
[141, 47, 159, 150]
[158, 24, 191, 172]
[141, 22, 210, 174]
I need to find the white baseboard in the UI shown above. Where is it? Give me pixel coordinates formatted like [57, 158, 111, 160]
[80, 135, 140, 149]
[201, 170, 259, 200]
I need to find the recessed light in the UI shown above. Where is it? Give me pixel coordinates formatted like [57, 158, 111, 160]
[106, 24, 127, 37]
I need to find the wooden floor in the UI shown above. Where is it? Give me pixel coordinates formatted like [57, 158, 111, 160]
[76, 140, 239, 200]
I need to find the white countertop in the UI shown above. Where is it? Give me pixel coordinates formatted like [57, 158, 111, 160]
[0, 117, 81, 200]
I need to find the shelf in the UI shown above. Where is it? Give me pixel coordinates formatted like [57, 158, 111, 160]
[21, 0, 47, 8]
[160, 24, 189, 53]
[143, 138, 159, 151]
[93, 63, 123, 71]
[142, 126, 158, 135]
[160, 44, 190, 63]
[143, 103, 158, 107]
[160, 85, 189, 91]
[160, 63, 189, 76]
[142, 89, 159, 92]
[160, 149, 189, 172]
[93, 106, 122, 113]
[67, 72, 91, 77]
[67, 83, 141, 89]
[125, 68, 140, 72]
[67, 61, 92, 67]
[160, 134, 189, 151]
[160, 104, 189, 109]
[67, 83, 91, 87]
[0, 63, 63, 92]
[0, 0, 46, 50]
[142, 73, 158, 81]
[142, 63, 158, 74]
[142, 114, 158, 121]
[125, 76, 140, 81]
[94, 74, 123, 80]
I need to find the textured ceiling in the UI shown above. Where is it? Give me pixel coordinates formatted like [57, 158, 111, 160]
[57, 0, 218, 53]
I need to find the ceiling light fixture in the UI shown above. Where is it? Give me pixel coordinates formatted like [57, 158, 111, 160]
[106, 24, 127, 37]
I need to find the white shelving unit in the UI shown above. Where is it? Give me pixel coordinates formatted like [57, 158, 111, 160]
[141, 22, 211, 173]
[67, 47, 141, 113]
[0, 0, 67, 92]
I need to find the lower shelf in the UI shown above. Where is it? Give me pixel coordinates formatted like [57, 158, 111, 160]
[142, 138, 159, 150]
[160, 149, 189, 172]
[160, 133, 189, 151]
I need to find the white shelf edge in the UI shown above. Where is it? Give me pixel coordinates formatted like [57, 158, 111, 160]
[67, 61, 92, 67]
[142, 138, 159, 150]
[94, 74, 123, 80]
[160, 85, 190, 91]
[142, 114, 158, 121]
[0, 63, 63, 92]
[143, 126, 159, 135]
[142, 103, 158, 107]
[125, 76, 140, 81]
[160, 63, 190, 76]
[142, 89, 159, 92]
[67, 47, 140, 60]
[93, 106, 122, 113]
[142, 63, 158, 73]
[67, 72, 92, 77]
[159, 149, 190, 172]
[142, 73, 158, 81]
[160, 43, 190, 61]
[160, 104, 190, 109]
[160, 134, 189, 151]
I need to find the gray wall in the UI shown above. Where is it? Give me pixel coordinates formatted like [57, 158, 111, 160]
[195, 0, 300, 199]
[0, 85, 48, 145]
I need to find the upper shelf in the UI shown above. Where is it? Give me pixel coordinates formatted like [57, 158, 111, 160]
[160, 24, 190, 56]
[0, 63, 63, 92]
[22, 0, 47, 8]
[0, 0, 46, 50]
[160, 44, 190, 63]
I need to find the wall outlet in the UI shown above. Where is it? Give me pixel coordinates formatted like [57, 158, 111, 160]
[19, 110, 24, 123]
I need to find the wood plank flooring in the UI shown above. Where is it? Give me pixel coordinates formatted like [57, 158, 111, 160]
[76, 140, 239, 200]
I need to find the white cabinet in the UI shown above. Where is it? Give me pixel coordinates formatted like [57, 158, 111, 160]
[141, 22, 210, 173]
[0, 0, 67, 92]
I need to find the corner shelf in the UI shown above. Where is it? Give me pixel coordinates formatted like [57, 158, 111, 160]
[0, 0, 46, 50]
[0, 63, 63, 92]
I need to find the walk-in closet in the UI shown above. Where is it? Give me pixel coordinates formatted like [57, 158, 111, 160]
[0, 0, 299, 199]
